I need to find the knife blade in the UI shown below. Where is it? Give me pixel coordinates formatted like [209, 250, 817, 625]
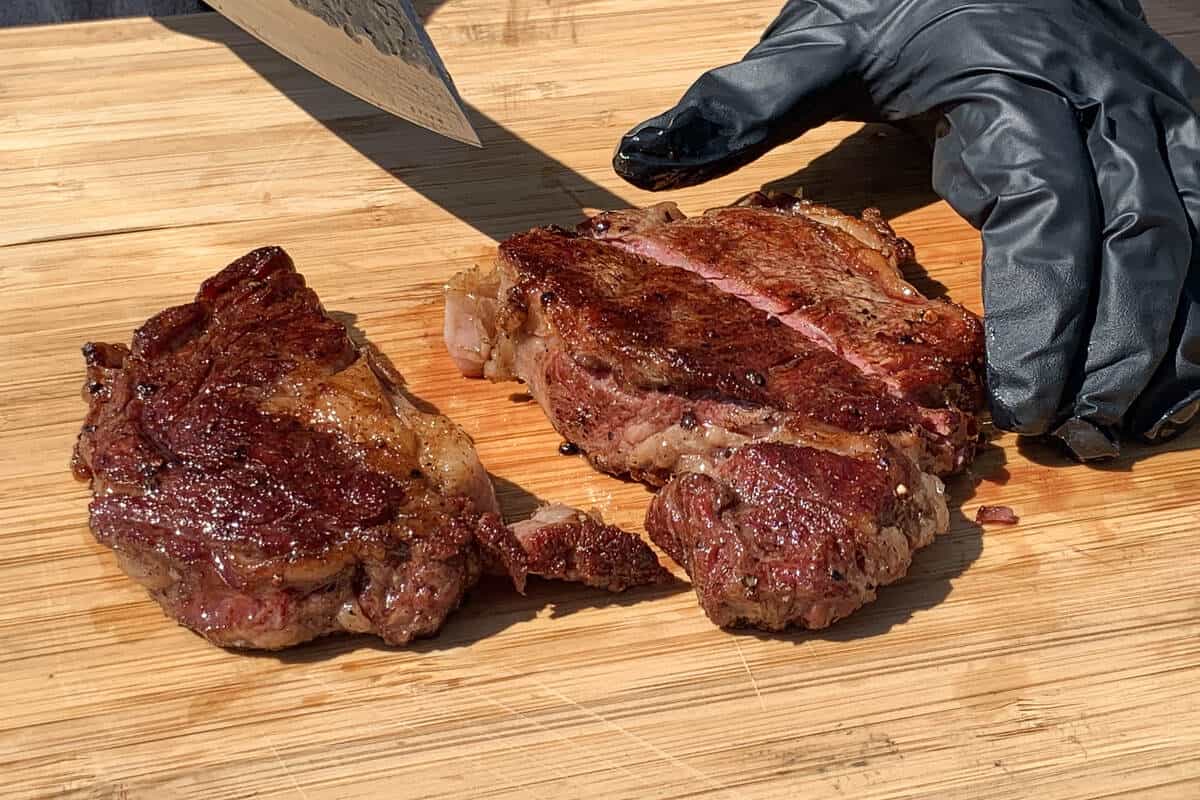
[207, 0, 481, 147]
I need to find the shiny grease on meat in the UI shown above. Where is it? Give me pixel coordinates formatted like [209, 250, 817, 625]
[74, 247, 666, 650]
[583, 191, 984, 412]
[446, 225, 976, 481]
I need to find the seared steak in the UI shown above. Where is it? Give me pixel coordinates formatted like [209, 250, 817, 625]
[581, 192, 984, 412]
[445, 194, 983, 631]
[73, 247, 665, 650]
[446, 213, 976, 480]
[645, 441, 947, 630]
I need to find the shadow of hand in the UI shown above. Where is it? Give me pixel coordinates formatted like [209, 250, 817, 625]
[763, 123, 939, 220]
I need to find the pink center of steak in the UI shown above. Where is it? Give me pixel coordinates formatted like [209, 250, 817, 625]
[494, 228, 973, 474]
[586, 203, 983, 412]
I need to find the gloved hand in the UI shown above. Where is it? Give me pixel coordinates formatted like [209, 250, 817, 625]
[613, 0, 1200, 461]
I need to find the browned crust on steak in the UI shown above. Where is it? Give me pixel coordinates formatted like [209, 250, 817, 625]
[73, 247, 498, 649]
[76, 247, 667, 649]
[732, 191, 916, 266]
[645, 441, 948, 631]
[584, 192, 984, 412]
[485, 228, 974, 475]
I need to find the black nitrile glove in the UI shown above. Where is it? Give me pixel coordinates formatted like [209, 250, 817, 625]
[614, 0, 1200, 461]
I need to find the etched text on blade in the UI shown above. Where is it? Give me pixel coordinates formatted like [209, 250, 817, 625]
[289, 0, 437, 75]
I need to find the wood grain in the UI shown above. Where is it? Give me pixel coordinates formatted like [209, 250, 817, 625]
[1, 2, 1198, 799]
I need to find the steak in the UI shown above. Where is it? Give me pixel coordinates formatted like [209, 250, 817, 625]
[497, 504, 673, 592]
[446, 206, 977, 481]
[445, 194, 984, 631]
[581, 192, 984, 412]
[73, 247, 666, 650]
[645, 441, 947, 630]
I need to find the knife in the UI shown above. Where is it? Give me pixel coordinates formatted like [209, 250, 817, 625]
[206, 0, 481, 147]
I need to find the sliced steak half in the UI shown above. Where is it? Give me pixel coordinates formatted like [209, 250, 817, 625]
[581, 192, 984, 412]
[74, 247, 665, 650]
[446, 226, 976, 480]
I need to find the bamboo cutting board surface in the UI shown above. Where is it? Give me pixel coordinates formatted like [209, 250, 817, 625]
[1, 2, 1198, 798]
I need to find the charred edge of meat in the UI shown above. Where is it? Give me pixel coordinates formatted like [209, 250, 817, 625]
[731, 190, 916, 265]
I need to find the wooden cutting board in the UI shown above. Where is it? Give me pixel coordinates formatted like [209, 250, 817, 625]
[1, 2, 1197, 798]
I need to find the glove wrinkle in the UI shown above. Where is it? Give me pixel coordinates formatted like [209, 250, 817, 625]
[934, 84, 1099, 435]
[1071, 100, 1192, 430]
[1128, 258, 1200, 440]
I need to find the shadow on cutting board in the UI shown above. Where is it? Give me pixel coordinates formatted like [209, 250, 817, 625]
[762, 124, 939, 223]
[259, 579, 686, 664]
[156, 5, 944, 242]
[156, 5, 633, 243]
[1017, 423, 1200, 473]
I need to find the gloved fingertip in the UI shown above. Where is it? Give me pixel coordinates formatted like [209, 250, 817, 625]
[1137, 396, 1200, 444]
[1051, 417, 1121, 462]
[611, 146, 662, 191]
[986, 390, 1054, 437]
[614, 119, 728, 191]
[612, 128, 686, 191]
[614, 103, 752, 191]
[617, 126, 668, 154]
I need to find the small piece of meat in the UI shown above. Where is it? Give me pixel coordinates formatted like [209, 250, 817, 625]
[502, 504, 672, 592]
[645, 441, 949, 631]
[74, 247, 665, 651]
[583, 192, 984, 412]
[976, 505, 1019, 525]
